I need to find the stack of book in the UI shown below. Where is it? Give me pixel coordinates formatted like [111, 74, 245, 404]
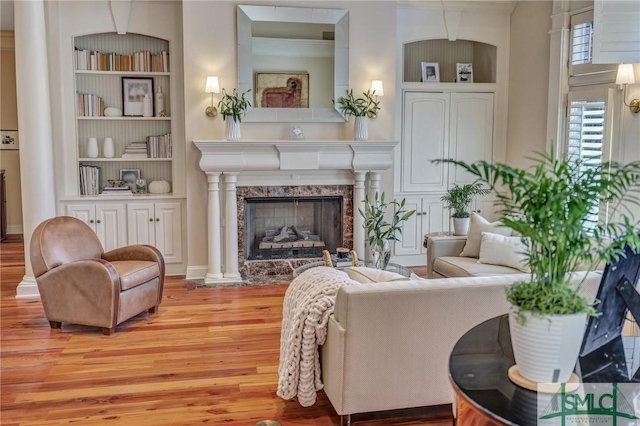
[122, 141, 149, 159]
[100, 186, 133, 197]
[332, 252, 354, 268]
[147, 133, 172, 158]
[74, 49, 170, 72]
[76, 93, 105, 117]
[79, 164, 100, 195]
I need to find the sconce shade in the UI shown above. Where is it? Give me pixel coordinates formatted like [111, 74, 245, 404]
[370, 80, 384, 96]
[205, 76, 220, 93]
[616, 64, 635, 85]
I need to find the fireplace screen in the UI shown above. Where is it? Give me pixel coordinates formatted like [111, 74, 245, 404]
[244, 196, 343, 260]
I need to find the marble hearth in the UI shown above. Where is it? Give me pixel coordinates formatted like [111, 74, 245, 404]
[194, 140, 398, 284]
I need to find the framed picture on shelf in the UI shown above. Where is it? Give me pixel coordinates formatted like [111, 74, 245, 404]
[120, 169, 141, 192]
[456, 63, 473, 83]
[421, 62, 440, 82]
[122, 77, 154, 116]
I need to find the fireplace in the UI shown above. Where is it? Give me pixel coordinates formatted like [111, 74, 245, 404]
[245, 196, 343, 261]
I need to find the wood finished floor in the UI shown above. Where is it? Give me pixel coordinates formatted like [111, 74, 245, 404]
[0, 235, 448, 426]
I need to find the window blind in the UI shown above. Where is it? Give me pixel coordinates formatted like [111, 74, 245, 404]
[571, 21, 594, 66]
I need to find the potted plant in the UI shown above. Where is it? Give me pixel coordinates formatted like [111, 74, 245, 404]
[359, 192, 415, 269]
[334, 89, 381, 141]
[440, 182, 489, 235]
[217, 88, 251, 141]
[437, 152, 640, 384]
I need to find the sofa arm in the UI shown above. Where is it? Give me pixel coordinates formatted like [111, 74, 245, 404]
[36, 259, 121, 328]
[426, 235, 468, 278]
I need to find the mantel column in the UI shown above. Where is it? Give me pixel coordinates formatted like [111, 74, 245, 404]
[205, 173, 223, 282]
[14, 0, 57, 297]
[352, 171, 366, 258]
[223, 173, 242, 281]
[368, 171, 382, 200]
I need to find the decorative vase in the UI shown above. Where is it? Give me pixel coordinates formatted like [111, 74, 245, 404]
[354, 116, 368, 141]
[87, 137, 99, 158]
[225, 119, 241, 141]
[509, 310, 586, 383]
[148, 180, 171, 194]
[155, 85, 165, 117]
[452, 217, 471, 235]
[143, 94, 153, 117]
[103, 137, 115, 158]
[370, 238, 391, 270]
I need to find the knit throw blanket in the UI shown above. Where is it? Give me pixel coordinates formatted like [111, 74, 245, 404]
[277, 267, 354, 407]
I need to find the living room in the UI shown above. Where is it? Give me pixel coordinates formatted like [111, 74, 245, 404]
[1, 0, 639, 425]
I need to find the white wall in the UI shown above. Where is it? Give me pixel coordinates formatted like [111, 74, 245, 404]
[182, 1, 397, 273]
[506, 0, 552, 169]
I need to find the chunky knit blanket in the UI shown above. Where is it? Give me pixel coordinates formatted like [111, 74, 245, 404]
[277, 267, 354, 407]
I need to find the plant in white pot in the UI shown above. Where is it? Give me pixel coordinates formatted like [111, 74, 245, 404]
[218, 88, 251, 141]
[437, 152, 640, 384]
[334, 89, 381, 141]
[440, 182, 489, 235]
[359, 192, 415, 269]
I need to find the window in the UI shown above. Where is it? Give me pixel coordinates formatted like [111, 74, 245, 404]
[569, 11, 617, 77]
[566, 88, 614, 229]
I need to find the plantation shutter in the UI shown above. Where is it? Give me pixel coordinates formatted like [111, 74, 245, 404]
[566, 88, 614, 229]
[569, 11, 617, 77]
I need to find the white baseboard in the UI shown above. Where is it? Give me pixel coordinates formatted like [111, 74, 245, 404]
[7, 225, 23, 235]
[186, 265, 208, 280]
[16, 275, 40, 298]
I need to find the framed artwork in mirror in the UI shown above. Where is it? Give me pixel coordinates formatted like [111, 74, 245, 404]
[255, 73, 309, 108]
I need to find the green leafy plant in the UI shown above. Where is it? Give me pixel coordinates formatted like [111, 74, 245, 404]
[359, 192, 415, 246]
[334, 89, 381, 118]
[435, 151, 640, 321]
[440, 183, 489, 218]
[218, 88, 251, 122]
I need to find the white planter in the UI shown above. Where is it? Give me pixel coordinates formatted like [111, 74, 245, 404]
[225, 119, 241, 141]
[509, 310, 587, 383]
[354, 116, 368, 141]
[452, 217, 470, 235]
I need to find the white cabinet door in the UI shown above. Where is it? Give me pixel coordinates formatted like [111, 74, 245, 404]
[402, 92, 450, 192]
[95, 204, 126, 252]
[420, 196, 449, 254]
[66, 204, 96, 231]
[127, 203, 155, 246]
[474, 194, 499, 222]
[154, 202, 183, 264]
[394, 197, 422, 256]
[449, 92, 494, 185]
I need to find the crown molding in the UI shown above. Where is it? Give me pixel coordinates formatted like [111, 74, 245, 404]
[397, 0, 517, 13]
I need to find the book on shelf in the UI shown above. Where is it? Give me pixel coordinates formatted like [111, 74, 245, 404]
[76, 93, 104, 117]
[121, 133, 172, 159]
[74, 48, 170, 72]
[100, 188, 133, 196]
[79, 164, 101, 195]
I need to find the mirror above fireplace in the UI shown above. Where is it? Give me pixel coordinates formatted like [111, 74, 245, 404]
[237, 5, 349, 122]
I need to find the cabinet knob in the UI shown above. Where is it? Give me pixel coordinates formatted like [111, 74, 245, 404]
[96, 220, 101, 224]
[149, 218, 154, 222]
[422, 212, 426, 215]
[89, 219, 94, 224]
[156, 218, 160, 222]
[416, 212, 422, 216]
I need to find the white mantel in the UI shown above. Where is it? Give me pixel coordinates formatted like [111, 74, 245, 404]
[194, 140, 398, 283]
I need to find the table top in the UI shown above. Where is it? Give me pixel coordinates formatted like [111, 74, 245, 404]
[449, 315, 640, 426]
[292, 259, 412, 278]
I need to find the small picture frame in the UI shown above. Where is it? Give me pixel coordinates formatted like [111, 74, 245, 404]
[136, 179, 147, 194]
[122, 77, 154, 116]
[120, 169, 141, 192]
[421, 62, 440, 82]
[456, 63, 473, 83]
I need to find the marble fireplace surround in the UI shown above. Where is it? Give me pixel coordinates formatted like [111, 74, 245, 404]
[194, 140, 398, 284]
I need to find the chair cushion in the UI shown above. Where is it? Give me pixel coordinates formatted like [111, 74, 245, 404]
[433, 256, 522, 278]
[343, 266, 410, 283]
[109, 260, 160, 291]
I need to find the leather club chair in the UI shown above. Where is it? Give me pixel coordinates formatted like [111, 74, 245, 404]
[30, 216, 165, 335]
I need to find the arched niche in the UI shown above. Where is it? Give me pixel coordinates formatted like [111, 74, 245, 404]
[404, 39, 497, 83]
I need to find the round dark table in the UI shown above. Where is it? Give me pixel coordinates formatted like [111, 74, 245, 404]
[449, 315, 640, 426]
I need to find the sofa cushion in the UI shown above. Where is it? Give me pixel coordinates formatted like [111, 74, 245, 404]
[343, 267, 410, 283]
[433, 256, 522, 277]
[109, 260, 160, 291]
[459, 213, 512, 258]
[478, 232, 530, 273]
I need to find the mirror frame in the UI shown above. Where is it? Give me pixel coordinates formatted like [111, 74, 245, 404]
[237, 5, 349, 122]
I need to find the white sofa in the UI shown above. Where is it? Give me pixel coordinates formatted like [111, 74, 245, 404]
[320, 271, 602, 425]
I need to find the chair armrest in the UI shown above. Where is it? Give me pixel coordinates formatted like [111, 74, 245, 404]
[426, 235, 468, 278]
[36, 259, 121, 328]
[102, 245, 165, 304]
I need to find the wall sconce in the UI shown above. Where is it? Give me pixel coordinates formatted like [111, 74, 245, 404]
[205, 76, 220, 117]
[616, 64, 639, 114]
[370, 80, 384, 99]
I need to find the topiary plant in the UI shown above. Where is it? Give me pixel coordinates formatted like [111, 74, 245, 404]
[218, 88, 251, 122]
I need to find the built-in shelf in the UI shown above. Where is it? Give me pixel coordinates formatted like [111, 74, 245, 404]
[75, 70, 170, 76]
[79, 158, 173, 162]
[401, 82, 497, 92]
[60, 193, 183, 201]
[77, 116, 171, 121]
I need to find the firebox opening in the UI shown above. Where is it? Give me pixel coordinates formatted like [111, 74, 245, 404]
[244, 196, 343, 260]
